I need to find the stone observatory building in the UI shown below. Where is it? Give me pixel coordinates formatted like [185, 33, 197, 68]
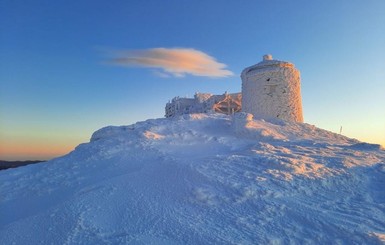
[241, 54, 303, 122]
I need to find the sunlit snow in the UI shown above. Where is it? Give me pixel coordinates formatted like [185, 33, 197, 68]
[1, 113, 384, 244]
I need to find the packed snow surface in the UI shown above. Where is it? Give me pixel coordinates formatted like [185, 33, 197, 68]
[1, 113, 385, 244]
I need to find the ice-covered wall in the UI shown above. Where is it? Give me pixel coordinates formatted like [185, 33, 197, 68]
[165, 92, 241, 117]
[241, 55, 303, 122]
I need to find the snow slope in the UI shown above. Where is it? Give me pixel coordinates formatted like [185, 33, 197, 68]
[1, 113, 385, 244]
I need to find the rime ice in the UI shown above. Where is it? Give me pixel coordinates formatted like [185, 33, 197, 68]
[241, 55, 304, 122]
[166, 54, 304, 123]
[165, 92, 242, 117]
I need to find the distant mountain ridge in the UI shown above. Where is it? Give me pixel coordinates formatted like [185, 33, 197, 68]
[0, 160, 45, 170]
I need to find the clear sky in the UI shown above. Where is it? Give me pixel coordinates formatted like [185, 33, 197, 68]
[1, 0, 384, 160]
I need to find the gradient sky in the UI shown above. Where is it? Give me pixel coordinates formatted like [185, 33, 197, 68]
[1, 0, 384, 160]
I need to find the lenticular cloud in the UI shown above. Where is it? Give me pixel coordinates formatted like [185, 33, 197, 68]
[110, 48, 234, 78]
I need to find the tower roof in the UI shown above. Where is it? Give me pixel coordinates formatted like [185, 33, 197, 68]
[241, 54, 294, 77]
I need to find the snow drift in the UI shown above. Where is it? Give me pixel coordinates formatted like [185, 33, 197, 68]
[1, 113, 384, 244]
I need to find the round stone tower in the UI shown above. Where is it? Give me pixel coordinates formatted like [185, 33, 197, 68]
[241, 54, 303, 122]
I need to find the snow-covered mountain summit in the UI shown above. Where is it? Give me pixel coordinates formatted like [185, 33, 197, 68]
[1, 113, 384, 244]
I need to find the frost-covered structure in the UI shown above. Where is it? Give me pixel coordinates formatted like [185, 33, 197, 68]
[241, 54, 303, 122]
[165, 92, 241, 118]
[166, 54, 303, 122]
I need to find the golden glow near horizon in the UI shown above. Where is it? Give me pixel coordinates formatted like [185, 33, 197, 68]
[0, 138, 76, 161]
[0, 128, 88, 161]
[1, 121, 383, 162]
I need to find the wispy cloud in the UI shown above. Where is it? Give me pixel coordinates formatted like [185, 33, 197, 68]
[108, 48, 233, 78]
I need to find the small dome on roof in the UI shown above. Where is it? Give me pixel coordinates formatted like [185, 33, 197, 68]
[263, 54, 273, 61]
[241, 54, 294, 76]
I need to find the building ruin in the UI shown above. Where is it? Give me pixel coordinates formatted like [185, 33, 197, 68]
[165, 55, 303, 122]
[165, 92, 241, 118]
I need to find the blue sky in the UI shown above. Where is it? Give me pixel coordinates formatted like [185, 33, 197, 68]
[1, 0, 384, 160]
